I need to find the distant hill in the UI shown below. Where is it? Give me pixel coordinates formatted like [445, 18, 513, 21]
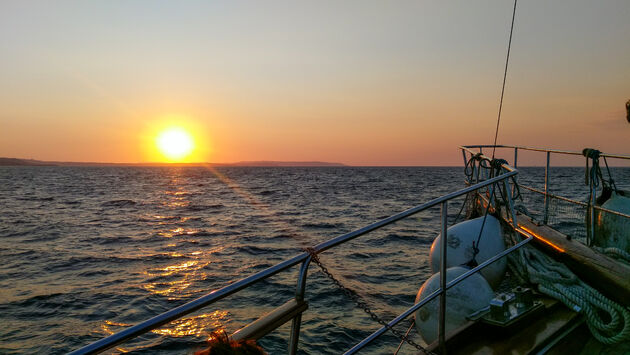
[0, 157, 346, 167]
[0, 158, 56, 166]
[227, 161, 345, 167]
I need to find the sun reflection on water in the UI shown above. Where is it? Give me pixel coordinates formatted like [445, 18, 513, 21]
[158, 227, 200, 238]
[101, 310, 229, 351]
[151, 311, 229, 337]
[140, 248, 225, 300]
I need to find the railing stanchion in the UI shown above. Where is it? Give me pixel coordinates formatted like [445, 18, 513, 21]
[439, 201, 448, 354]
[543, 151, 550, 224]
[295, 256, 312, 302]
[289, 257, 312, 354]
[589, 184, 596, 246]
[288, 314, 302, 355]
[462, 149, 468, 169]
[513, 147, 518, 197]
[474, 156, 481, 183]
[503, 178, 518, 229]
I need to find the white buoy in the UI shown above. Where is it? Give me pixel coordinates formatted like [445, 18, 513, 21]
[414, 266, 494, 345]
[429, 215, 506, 288]
[595, 192, 630, 252]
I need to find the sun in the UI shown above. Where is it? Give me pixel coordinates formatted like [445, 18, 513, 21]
[156, 127, 195, 162]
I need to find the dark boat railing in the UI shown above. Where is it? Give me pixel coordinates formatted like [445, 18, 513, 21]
[71, 161, 533, 355]
[461, 145, 630, 245]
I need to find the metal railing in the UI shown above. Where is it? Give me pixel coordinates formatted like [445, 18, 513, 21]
[461, 145, 630, 245]
[71, 163, 531, 355]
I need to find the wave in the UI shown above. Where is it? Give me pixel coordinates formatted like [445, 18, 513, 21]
[2, 292, 66, 308]
[379, 233, 433, 245]
[16, 196, 54, 201]
[185, 204, 224, 211]
[236, 245, 278, 255]
[301, 222, 339, 229]
[100, 199, 137, 207]
[267, 233, 295, 240]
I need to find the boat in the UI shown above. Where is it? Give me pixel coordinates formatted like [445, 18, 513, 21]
[66, 140, 630, 354]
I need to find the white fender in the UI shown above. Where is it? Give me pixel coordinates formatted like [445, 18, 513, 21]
[414, 266, 494, 344]
[430, 215, 506, 289]
[595, 193, 630, 252]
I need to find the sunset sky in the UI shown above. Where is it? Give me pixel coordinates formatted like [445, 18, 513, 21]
[1, 0, 628, 166]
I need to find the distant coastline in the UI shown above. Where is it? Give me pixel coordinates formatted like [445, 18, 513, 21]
[0, 157, 346, 167]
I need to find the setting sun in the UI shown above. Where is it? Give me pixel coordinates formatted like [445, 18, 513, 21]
[156, 127, 195, 162]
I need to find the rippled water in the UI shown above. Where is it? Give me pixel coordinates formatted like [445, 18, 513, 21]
[1, 166, 628, 354]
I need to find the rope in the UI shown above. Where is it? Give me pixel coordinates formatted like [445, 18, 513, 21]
[508, 244, 630, 344]
[602, 156, 619, 193]
[466, 156, 513, 267]
[593, 246, 630, 265]
[393, 320, 416, 355]
[491, 0, 518, 160]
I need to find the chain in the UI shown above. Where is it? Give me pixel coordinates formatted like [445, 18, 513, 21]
[304, 248, 436, 354]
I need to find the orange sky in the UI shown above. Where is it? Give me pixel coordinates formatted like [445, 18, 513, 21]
[1, 1, 628, 166]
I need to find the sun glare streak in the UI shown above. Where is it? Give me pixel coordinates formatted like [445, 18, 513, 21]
[201, 165, 309, 245]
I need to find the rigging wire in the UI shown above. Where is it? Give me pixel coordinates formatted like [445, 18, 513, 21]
[491, 0, 518, 159]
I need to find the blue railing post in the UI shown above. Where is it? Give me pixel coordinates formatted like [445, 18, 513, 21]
[512, 147, 518, 197]
[439, 201, 448, 354]
[589, 184, 596, 246]
[543, 151, 550, 224]
[289, 256, 312, 354]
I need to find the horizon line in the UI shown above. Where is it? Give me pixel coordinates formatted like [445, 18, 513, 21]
[0, 156, 618, 168]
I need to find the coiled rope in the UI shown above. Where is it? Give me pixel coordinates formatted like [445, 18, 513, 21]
[508, 244, 630, 344]
[593, 246, 630, 265]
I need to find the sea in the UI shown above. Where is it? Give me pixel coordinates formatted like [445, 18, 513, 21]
[1, 166, 629, 354]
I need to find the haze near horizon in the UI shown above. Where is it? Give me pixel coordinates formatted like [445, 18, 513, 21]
[1, 1, 628, 166]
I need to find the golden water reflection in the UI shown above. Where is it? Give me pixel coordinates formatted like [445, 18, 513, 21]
[165, 190, 191, 196]
[163, 189, 192, 208]
[141, 247, 225, 300]
[150, 215, 192, 225]
[151, 311, 229, 337]
[158, 227, 199, 238]
[101, 310, 229, 351]
[142, 259, 209, 298]
[164, 200, 190, 208]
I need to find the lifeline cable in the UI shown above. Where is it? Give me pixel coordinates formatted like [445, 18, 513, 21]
[491, 0, 518, 160]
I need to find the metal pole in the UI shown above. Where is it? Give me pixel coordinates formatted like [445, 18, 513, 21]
[475, 157, 481, 183]
[462, 149, 468, 169]
[439, 201, 448, 354]
[478, 148, 484, 182]
[504, 179, 518, 229]
[512, 148, 518, 197]
[543, 151, 550, 224]
[589, 184, 596, 246]
[289, 257, 312, 354]
[295, 257, 312, 302]
[288, 314, 303, 355]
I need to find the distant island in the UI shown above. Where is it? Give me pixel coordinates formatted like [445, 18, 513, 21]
[0, 157, 346, 167]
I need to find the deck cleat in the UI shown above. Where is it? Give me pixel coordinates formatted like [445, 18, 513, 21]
[472, 287, 544, 327]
